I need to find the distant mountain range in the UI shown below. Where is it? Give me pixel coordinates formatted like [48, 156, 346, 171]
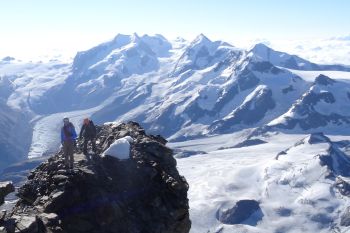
[1, 33, 350, 167]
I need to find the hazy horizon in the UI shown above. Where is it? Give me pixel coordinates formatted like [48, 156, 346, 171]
[0, 0, 349, 64]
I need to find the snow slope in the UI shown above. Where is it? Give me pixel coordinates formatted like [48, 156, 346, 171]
[0, 58, 70, 165]
[0, 99, 31, 170]
[263, 74, 350, 135]
[172, 132, 350, 233]
[0, 58, 70, 111]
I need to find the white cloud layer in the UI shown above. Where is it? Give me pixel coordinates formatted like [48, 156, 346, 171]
[0, 34, 349, 66]
[234, 35, 350, 66]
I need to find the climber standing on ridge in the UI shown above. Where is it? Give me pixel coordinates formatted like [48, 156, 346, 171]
[79, 118, 97, 155]
[61, 117, 77, 169]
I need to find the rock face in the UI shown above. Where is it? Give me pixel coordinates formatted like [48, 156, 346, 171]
[210, 86, 276, 134]
[307, 132, 331, 144]
[0, 182, 14, 205]
[1, 122, 190, 233]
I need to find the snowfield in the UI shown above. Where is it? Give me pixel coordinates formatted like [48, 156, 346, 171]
[0, 59, 71, 110]
[171, 133, 350, 233]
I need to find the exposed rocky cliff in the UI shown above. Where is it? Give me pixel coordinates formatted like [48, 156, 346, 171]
[0, 182, 14, 206]
[0, 122, 190, 233]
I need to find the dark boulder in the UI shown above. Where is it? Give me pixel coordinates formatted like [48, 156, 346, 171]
[216, 200, 262, 225]
[275, 207, 292, 217]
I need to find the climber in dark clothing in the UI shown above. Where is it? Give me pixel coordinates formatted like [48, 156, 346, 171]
[79, 118, 97, 155]
[61, 117, 77, 169]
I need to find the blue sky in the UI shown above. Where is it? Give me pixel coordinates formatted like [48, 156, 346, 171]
[0, 0, 349, 60]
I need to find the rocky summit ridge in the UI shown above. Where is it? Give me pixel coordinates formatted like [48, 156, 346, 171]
[0, 121, 190, 233]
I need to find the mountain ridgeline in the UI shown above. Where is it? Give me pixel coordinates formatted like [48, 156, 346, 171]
[1, 33, 350, 165]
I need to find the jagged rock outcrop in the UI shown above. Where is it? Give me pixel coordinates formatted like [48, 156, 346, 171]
[1, 122, 190, 233]
[0, 182, 14, 206]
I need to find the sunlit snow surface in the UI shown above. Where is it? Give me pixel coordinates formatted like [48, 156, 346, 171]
[171, 133, 350, 233]
[0, 59, 71, 110]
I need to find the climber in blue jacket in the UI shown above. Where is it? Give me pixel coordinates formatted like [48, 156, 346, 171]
[61, 117, 77, 169]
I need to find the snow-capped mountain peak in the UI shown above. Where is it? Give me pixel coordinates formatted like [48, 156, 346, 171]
[250, 42, 314, 70]
[192, 33, 211, 44]
[250, 43, 272, 56]
[1, 32, 350, 163]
